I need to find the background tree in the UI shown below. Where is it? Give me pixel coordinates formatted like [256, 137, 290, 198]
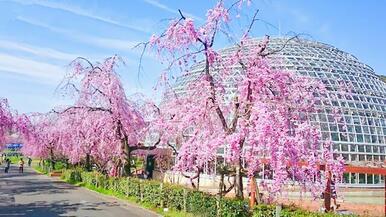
[56, 56, 159, 175]
[0, 98, 14, 149]
[21, 113, 63, 170]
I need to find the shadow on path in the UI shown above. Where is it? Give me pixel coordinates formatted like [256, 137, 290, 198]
[0, 165, 159, 217]
[0, 200, 122, 217]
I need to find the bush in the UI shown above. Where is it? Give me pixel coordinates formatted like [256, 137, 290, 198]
[253, 205, 275, 217]
[163, 184, 185, 210]
[186, 190, 217, 217]
[142, 180, 162, 206]
[61, 168, 82, 184]
[126, 177, 141, 199]
[80, 171, 95, 186]
[220, 198, 249, 217]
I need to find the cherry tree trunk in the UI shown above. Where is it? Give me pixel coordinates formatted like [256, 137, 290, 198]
[218, 172, 225, 197]
[124, 147, 132, 177]
[85, 153, 91, 171]
[49, 148, 55, 171]
[234, 158, 244, 199]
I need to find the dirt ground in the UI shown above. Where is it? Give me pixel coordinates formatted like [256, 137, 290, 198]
[278, 198, 384, 217]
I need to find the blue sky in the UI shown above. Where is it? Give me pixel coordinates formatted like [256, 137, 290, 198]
[0, 0, 385, 113]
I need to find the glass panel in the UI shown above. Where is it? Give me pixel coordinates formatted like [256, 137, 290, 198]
[366, 146, 372, 153]
[342, 154, 349, 160]
[347, 125, 354, 132]
[364, 135, 371, 143]
[374, 175, 380, 184]
[359, 155, 365, 161]
[350, 173, 357, 184]
[350, 144, 357, 152]
[367, 174, 373, 184]
[349, 134, 355, 142]
[358, 145, 365, 152]
[343, 173, 350, 183]
[341, 144, 349, 152]
[380, 146, 385, 154]
[332, 133, 340, 141]
[355, 126, 362, 133]
[350, 154, 357, 161]
[373, 146, 379, 153]
[359, 174, 366, 184]
[357, 134, 364, 143]
[367, 155, 373, 161]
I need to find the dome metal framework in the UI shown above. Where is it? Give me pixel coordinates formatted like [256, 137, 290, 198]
[173, 37, 386, 186]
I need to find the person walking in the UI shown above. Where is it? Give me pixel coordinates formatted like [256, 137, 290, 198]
[18, 158, 24, 173]
[4, 159, 10, 173]
[28, 157, 32, 167]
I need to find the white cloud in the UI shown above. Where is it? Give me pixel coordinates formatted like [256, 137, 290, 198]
[0, 39, 80, 61]
[272, 2, 310, 25]
[8, 0, 151, 33]
[144, 0, 176, 14]
[143, 0, 203, 21]
[0, 53, 65, 81]
[17, 16, 139, 51]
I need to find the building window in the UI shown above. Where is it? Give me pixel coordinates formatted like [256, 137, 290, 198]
[350, 154, 357, 161]
[356, 134, 364, 143]
[374, 175, 380, 184]
[350, 173, 357, 184]
[339, 144, 347, 152]
[367, 174, 374, 184]
[365, 146, 372, 153]
[350, 144, 357, 152]
[342, 154, 349, 160]
[359, 155, 365, 161]
[343, 173, 350, 183]
[358, 145, 365, 152]
[359, 174, 366, 184]
[331, 133, 340, 141]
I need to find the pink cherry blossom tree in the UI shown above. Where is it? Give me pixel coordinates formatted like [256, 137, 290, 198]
[145, 0, 344, 199]
[55, 56, 160, 175]
[0, 98, 14, 149]
[20, 113, 64, 169]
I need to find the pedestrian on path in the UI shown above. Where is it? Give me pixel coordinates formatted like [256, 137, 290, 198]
[4, 159, 10, 173]
[28, 157, 32, 167]
[18, 158, 24, 173]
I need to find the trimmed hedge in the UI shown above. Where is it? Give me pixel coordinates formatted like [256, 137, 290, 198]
[61, 169, 248, 216]
[60, 169, 357, 217]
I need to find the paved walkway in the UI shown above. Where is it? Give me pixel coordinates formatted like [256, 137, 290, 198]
[0, 164, 159, 217]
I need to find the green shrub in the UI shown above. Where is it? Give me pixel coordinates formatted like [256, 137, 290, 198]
[126, 177, 141, 199]
[95, 173, 108, 188]
[163, 184, 185, 210]
[220, 198, 249, 217]
[253, 204, 275, 217]
[186, 190, 217, 217]
[142, 180, 162, 206]
[54, 161, 67, 170]
[61, 168, 82, 183]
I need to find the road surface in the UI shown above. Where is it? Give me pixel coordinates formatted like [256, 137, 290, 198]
[0, 164, 160, 217]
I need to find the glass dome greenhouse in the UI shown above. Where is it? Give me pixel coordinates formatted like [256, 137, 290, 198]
[172, 37, 386, 186]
